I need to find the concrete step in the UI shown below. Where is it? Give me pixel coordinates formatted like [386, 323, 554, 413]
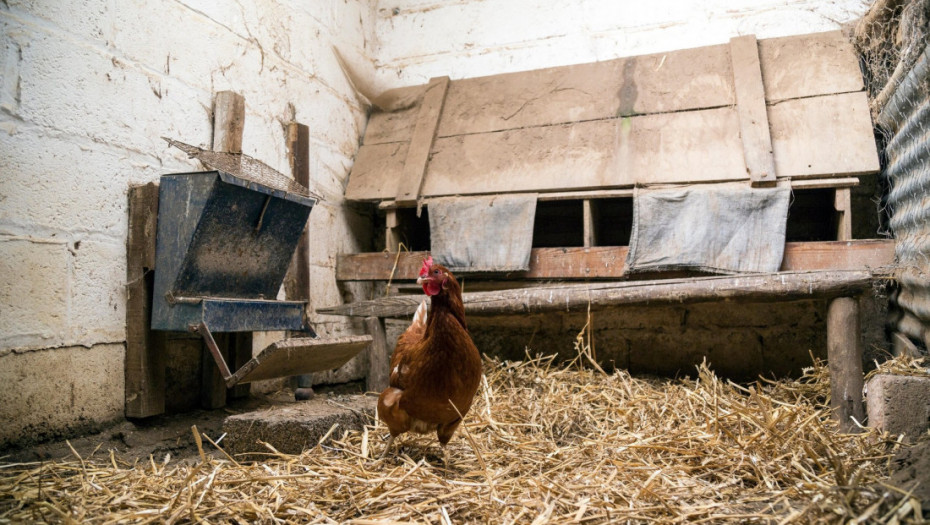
[866, 374, 930, 440]
[222, 394, 376, 458]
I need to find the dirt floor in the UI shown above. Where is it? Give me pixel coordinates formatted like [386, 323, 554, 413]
[0, 384, 363, 466]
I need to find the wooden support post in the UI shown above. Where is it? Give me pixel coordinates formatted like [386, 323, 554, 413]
[203, 90, 250, 407]
[365, 317, 390, 391]
[827, 296, 865, 433]
[730, 35, 777, 187]
[284, 122, 311, 303]
[213, 91, 246, 154]
[201, 333, 229, 410]
[285, 122, 314, 398]
[395, 76, 450, 206]
[385, 209, 400, 251]
[125, 183, 166, 418]
[835, 187, 852, 241]
[583, 199, 596, 248]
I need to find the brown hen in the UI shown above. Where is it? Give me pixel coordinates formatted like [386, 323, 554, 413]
[377, 256, 483, 465]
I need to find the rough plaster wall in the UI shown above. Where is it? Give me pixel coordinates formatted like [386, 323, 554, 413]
[0, 0, 377, 446]
[367, 0, 871, 88]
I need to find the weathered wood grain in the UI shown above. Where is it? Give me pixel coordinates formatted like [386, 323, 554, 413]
[395, 76, 449, 206]
[827, 296, 866, 432]
[212, 91, 246, 154]
[336, 240, 894, 281]
[347, 93, 877, 201]
[320, 270, 875, 318]
[730, 35, 777, 186]
[125, 183, 166, 418]
[362, 31, 862, 145]
[284, 122, 311, 303]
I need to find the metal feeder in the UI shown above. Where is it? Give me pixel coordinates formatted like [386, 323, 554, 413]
[151, 170, 370, 387]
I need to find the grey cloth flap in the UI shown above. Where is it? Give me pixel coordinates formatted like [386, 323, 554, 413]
[429, 194, 538, 272]
[624, 184, 790, 274]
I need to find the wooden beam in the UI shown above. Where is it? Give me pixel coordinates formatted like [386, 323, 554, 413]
[835, 187, 852, 241]
[827, 296, 865, 433]
[284, 122, 311, 303]
[125, 183, 166, 418]
[385, 209, 400, 252]
[730, 35, 776, 186]
[319, 270, 875, 318]
[375, 177, 860, 209]
[206, 90, 250, 407]
[365, 317, 390, 391]
[583, 200, 596, 248]
[395, 76, 449, 206]
[213, 91, 246, 153]
[335, 240, 895, 281]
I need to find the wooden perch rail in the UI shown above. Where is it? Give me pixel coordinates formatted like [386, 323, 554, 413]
[319, 270, 878, 318]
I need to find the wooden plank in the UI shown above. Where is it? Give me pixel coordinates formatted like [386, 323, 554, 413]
[758, 30, 864, 103]
[730, 35, 777, 186]
[201, 333, 228, 410]
[835, 188, 852, 241]
[395, 76, 450, 206]
[229, 333, 251, 399]
[204, 90, 248, 408]
[335, 240, 895, 281]
[362, 31, 861, 146]
[365, 317, 390, 391]
[780, 240, 894, 271]
[583, 200, 596, 248]
[125, 183, 166, 418]
[320, 270, 874, 318]
[376, 177, 859, 208]
[769, 92, 880, 178]
[213, 91, 246, 153]
[230, 335, 371, 386]
[284, 122, 311, 302]
[827, 296, 865, 433]
[423, 107, 745, 196]
[385, 209, 400, 251]
[347, 92, 878, 201]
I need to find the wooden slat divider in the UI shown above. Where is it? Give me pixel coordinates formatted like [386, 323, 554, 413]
[395, 76, 450, 206]
[730, 35, 777, 186]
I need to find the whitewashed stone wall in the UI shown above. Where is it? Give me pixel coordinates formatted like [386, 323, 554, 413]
[0, 0, 872, 447]
[365, 0, 871, 91]
[0, 0, 376, 447]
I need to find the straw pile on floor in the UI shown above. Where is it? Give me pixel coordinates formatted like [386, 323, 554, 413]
[1, 353, 926, 524]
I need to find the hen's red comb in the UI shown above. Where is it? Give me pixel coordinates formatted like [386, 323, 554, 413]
[419, 256, 434, 278]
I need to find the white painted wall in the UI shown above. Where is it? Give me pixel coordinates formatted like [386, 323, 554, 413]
[0, 0, 872, 447]
[0, 0, 376, 447]
[364, 0, 871, 92]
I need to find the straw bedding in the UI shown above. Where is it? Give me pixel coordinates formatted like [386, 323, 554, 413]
[1, 354, 926, 524]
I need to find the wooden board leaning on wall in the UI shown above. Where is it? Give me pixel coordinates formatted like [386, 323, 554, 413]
[346, 30, 879, 202]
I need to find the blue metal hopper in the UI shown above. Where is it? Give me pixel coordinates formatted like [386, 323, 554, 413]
[150, 170, 370, 386]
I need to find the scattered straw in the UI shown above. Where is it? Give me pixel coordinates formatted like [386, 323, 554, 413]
[1, 355, 926, 524]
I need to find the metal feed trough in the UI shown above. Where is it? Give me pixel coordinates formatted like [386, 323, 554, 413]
[151, 170, 370, 387]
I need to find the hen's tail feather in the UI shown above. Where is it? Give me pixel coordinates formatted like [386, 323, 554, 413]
[411, 299, 428, 331]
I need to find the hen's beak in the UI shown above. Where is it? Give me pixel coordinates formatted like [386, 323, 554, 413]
[416, 276, 428, 285]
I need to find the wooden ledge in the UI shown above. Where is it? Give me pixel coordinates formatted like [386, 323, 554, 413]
[336, 240, 895, 281]
[318, 269, 879, 318]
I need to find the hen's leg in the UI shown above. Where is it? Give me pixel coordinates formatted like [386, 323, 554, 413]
[437, 418, 462, 468]
[380, 434, 395, 459]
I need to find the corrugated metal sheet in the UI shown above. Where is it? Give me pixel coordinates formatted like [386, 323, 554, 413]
[877, 43, 930, 343]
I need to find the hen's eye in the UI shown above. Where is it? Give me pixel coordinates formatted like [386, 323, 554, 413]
[433, 269, 440, 275]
